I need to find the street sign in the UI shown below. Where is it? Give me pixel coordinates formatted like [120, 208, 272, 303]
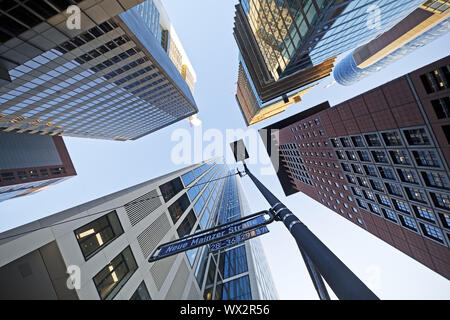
[148, 210, 274, 262]
[209, 226, 269, 253]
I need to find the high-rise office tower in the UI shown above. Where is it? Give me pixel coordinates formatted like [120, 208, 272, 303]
[236, 55, 316, 126]
[335, 1, 450, 85]
[0, 131, 76, 203]
[0, 0, 197, 141]
[233, 0, 425, 124]
[260, 55, 450, 280]
[0, 159, 277, 300]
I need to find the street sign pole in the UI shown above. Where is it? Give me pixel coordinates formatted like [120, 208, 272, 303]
[242, 162, 379, 300]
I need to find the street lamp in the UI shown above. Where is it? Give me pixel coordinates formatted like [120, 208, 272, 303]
[230, 139, 379, 300]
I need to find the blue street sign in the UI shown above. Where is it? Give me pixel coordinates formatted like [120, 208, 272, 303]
[209, 226, 269, 252]
[154, 215, 268, 260]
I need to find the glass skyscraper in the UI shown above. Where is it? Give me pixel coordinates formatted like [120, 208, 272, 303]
[334, 2, 450, 85]
[0, 159, 277, 300]
[0, 0, 197, 141]
[239, 0, 425, 80]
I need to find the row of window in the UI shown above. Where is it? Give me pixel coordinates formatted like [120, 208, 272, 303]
[0, 167, 66, 183]
[355, 194, 450, 246]
[337, 148, 441, 168]
[331, 128, 432, 150]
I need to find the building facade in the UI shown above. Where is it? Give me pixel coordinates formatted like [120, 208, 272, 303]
[236, 56, 315, 126]
[0, 0, 197, 141]
[233, 0, 426, 125]
[260, 55, 450, 280]
[0, 131, 76, 203]
[233, 2, 336, 105]
[335, 1, 450, 85]
[0, 159, 277, 300]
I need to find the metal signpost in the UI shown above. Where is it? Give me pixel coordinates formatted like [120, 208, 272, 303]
[148, 210, 274, 263]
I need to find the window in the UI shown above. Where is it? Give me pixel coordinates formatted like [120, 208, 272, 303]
[130, 282, 151, 300]
[177, 210, 197, 238]
[413, 206, 435, 222]
[372, 151, 389, 164]
[405, 187, 428, 204]
[399, 215, 418, 231]
[412, 151, 440, 168]
[431, 97, 450, 119]
[346, 151, 357, 161]
[385, 183, 403, 197]
[352, 187, 363, 197]
[393, 199, 411, 214]
[398, 169, 419, 184]
[420, 223, 444, 243]
[357, 198, 368, 209]
[370, 180, 384, 192]
[377, 194, 391, 206]
[369, 203, 381, 215]
[160, 177, 184, 202]
[351, 136, 365, 147]
[430, 192, 450, 210]
[358, 150, 371, 162]
[364, 165, 377, 177]
[168, 193, 191, 224]
[342, 163, 351, 172]
[330, 138, 341, 147]
[75, 211, 124, 260]
[181, 171, 195, 186]
[444, 125, 450, 144]
[346, 175, 356, 184]
[365, 134, 381, 147]
[336, 150, 346, 160]
[364, 190, 375, 201]
[93, 246, 138, 300]
[219, 246, 248, 279]
[358, 177, 369, 188]
[422, 171, 450, 189]
[382, 131, 403, 146]
[352, 164, 363, 174]
[340, 137, 351, 147]
[221, 275, 252, 300]
[390, 150, 410, 165]
[403, 128, 430, 145]
[379, 167, 396, 180]
[438, 213, 450, 229]
[383, 208, 397, 222]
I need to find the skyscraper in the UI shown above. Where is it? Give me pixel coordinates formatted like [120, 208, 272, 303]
[233, 0, 425, 125]
[236, 56, 316, 126]
[334, 1, 450, 86]
[260, 55, 450, 280]
[0, 131, 76, 203]
[0, 0, 197, 141]
[0, 159, 277, 300]
[233, 2, 336, 104]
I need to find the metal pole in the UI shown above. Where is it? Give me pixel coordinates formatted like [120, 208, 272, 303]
[243, 163, 379, 300]
[299, 248, 331, 300]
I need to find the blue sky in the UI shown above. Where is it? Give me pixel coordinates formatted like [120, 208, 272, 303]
[1, 1, 450, 299]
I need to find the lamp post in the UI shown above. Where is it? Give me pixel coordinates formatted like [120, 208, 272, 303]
[230, 140, 379, 300]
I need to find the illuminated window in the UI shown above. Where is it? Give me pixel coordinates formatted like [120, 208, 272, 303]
[75, 211, 124, 260]
[93, 246, 138, 300]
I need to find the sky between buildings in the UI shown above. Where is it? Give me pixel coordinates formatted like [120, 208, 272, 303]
[0, 0, 450, 299]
